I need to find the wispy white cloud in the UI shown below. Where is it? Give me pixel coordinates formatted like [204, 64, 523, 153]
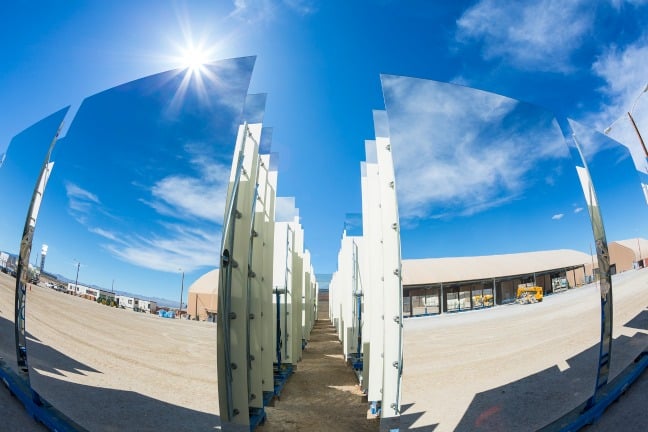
[552, 213, 564, 220]
[150, 173, 228, 221]
[89, 227, 122, 243]
[65, 143, 228, 274]
[65, 182, 100, 224]
[282, 0, 317, 15]
[574, 207, 584, 213]
[145, 147, 231, 222]
[275, 196, 299, 222]
[106, 224, 221, 273]
[103, 145, 230, 272]
[229, 0, 315, 23]
[456, 0, 593, 72]
[585, 38, 648, 173]
[381, 75, 569, 221]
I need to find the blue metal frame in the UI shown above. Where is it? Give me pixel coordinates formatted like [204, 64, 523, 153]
[248, 407, 266, 431]
[272, 363, 293, 399]
[1, 360, 88, 431]
[540, 351, 648, 432]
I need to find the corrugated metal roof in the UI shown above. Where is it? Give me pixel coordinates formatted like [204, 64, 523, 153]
[188, 268, 219, 294]
[402, 249, 592, 286]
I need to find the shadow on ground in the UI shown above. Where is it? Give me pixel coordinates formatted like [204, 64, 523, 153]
[0, 315, 99, 376]
[400, 308, 648, 432]
[1, 315, 220, 431]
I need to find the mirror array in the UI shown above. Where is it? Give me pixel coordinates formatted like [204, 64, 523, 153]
[0, 57, 320, 431]
[1, 61, 646, 432]
[329, 76, 647, 431]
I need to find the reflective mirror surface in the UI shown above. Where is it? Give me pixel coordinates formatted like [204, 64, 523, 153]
[569, 119, 648, 384]
[2, 57, 256, 431]
[381, 76, 604, 431]
[0, 107, 69, 375]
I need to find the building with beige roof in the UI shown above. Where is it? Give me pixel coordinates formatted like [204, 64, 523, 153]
[187, 268, 218, 322]
[401, 239, 646, 317]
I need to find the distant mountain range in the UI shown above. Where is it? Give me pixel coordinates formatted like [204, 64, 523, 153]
[39, 270, 178, 308]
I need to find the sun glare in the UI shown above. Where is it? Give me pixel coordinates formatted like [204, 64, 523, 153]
[181, 47, 208, 71]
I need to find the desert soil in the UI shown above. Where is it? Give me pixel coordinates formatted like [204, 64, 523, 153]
[1, 269, 647, 431]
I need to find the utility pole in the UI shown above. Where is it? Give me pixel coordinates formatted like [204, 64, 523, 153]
[74, 261, 80, 293]
[179, 269, 185, 318]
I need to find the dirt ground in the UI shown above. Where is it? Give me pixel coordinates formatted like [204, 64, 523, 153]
[1, 269, 647, 431]
[400, 268, 648, 431]
[259, 299, 379, 431]
[0, 272, 219, 431]
[0, 273, 373, 431]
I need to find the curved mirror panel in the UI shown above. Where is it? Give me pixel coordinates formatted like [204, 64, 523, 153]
[8, 57, 256, 431]
[381, 76, 600, 431]
[0, 107, 69, 377]
[569, 119, 648, 383]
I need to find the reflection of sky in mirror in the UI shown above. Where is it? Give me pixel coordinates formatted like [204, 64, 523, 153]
[275, 196, 298, 223]
[0, 107, 69, 250]
[260, 127, 273, 155]
[1, 57, 255, 301]
[381, 76, 594, 259]
[344, 213, 363, 237]
[242, 93, 267, 125]
[570, 119, 648, 240]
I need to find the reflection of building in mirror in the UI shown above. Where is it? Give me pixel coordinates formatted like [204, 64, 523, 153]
[401, 238, 647, 318]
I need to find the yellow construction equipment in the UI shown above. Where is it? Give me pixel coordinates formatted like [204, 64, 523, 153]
[515, 284, 543, 304]
[472, 294, 494, 307]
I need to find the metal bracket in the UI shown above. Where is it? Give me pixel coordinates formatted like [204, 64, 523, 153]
[390, 403, 400, 414]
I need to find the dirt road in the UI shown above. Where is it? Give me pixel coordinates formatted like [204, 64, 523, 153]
[260, 308, 378, 431]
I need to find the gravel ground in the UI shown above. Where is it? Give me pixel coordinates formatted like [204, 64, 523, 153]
[2, 269, 647, 431]
[400, 268, 648, 431]
[0, 272, 220, 431]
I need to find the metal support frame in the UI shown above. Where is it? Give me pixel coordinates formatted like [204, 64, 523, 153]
[569, 133, 614, 403]
[218, 122, 264, 428]
[15, 124, 61, 380]
[375, 134, 403, 427]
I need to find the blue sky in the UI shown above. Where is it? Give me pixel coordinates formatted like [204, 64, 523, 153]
[1, 0, 647, 301]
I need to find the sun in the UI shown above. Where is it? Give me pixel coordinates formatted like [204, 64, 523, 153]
[180, 46, 208, 72]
